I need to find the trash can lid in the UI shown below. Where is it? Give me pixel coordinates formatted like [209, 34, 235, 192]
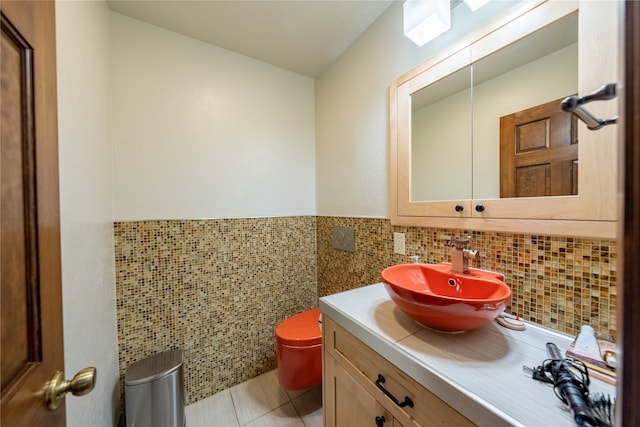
[125, 349, 183, 386]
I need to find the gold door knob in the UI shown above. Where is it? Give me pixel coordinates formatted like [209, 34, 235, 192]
[44, 367, 97, 410]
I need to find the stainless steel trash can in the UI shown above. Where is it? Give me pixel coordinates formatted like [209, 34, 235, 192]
[125, 349, 185, 427]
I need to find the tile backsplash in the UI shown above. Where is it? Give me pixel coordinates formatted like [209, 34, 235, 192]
[317, 217, 617, 338]
[114, 215, 616, 405]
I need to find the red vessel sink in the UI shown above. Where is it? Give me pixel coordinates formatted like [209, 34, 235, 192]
[381, 263, 511, 332]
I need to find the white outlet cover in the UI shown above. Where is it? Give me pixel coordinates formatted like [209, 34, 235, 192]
[393, 232, 406, 255]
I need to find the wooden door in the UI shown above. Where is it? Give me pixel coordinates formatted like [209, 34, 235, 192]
[619, 2, 640, 425]
[1, 1, 65, 426]
[500, 97, 578, 198]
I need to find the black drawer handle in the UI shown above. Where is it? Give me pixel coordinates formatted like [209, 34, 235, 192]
[375, 374, 414, 408]
[375, 415, 385, 427]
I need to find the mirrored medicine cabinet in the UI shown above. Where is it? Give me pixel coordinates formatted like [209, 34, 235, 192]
[389, 0, 619, 238]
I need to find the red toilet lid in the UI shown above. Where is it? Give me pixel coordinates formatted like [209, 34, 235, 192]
[275, 308, 322, 346]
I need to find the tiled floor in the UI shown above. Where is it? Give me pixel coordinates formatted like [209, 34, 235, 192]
[186, 369, 323, 427]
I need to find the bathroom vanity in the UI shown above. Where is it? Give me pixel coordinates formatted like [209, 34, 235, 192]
[320, 284, 615, 427]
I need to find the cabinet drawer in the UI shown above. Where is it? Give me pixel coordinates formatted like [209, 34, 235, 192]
[324, 316, 475, 427]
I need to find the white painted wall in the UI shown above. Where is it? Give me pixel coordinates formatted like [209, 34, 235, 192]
[55, 1, 119, 426]
[110, 13, 316, 221]
[315, 1, 520, 217]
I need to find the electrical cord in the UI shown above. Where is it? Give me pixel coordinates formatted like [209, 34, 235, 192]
[532, 357, 596, 425]
[528, 342, 615, 427]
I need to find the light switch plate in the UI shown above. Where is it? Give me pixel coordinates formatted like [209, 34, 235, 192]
[332, 226, 356, 252]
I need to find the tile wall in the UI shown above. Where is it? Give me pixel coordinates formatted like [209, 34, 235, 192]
[317, 217, 617, 338]
[114, 217, 317, 404]
[114, 215, 616, 405]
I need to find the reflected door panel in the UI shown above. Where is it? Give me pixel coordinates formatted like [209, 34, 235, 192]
[500, 97, 578, 197]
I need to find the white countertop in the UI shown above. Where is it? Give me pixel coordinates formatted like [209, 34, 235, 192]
[319, 283, 616, 427]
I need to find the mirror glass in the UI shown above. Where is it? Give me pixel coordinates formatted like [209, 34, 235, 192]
[411, 66, 472, 201]
[410, 12, 578, 201]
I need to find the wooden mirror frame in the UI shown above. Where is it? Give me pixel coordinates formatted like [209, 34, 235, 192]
[389, 0, 618, 239]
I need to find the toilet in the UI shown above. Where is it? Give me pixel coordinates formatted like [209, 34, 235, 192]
[275, 307, 322, 391]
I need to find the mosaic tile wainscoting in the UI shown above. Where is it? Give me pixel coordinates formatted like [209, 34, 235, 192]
[114, 217, 318, 405]
[115, 215, 617, 407]
[317, 216, 617, 339]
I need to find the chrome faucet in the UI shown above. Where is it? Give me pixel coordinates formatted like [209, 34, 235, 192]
[448, 237, 479, 274]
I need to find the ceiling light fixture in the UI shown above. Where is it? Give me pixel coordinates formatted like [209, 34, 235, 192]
[463, 0, 490, 12]
[403, 0, 451, 47]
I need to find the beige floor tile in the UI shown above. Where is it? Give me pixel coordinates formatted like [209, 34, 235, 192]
[283, 386, 314, 400]
[186, 389, 239, 427]
[291, 387, 322, 427]
[242, 403, 306, 427]
[186, 369, 323, 427]
[230, 370, 290, 425]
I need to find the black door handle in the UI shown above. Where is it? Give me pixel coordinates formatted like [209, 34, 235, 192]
[375, 374, 414, 408]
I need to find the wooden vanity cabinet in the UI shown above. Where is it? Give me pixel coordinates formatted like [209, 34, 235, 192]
[324, 355, 404, 427]
[323, 316, 474, 427]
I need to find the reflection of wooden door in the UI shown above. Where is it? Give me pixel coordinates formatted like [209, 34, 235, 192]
[1, 1, 65, 426]
[500, 97, 578, 198]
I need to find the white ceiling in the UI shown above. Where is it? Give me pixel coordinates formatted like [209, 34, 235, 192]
[106, 0, 395, 78]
